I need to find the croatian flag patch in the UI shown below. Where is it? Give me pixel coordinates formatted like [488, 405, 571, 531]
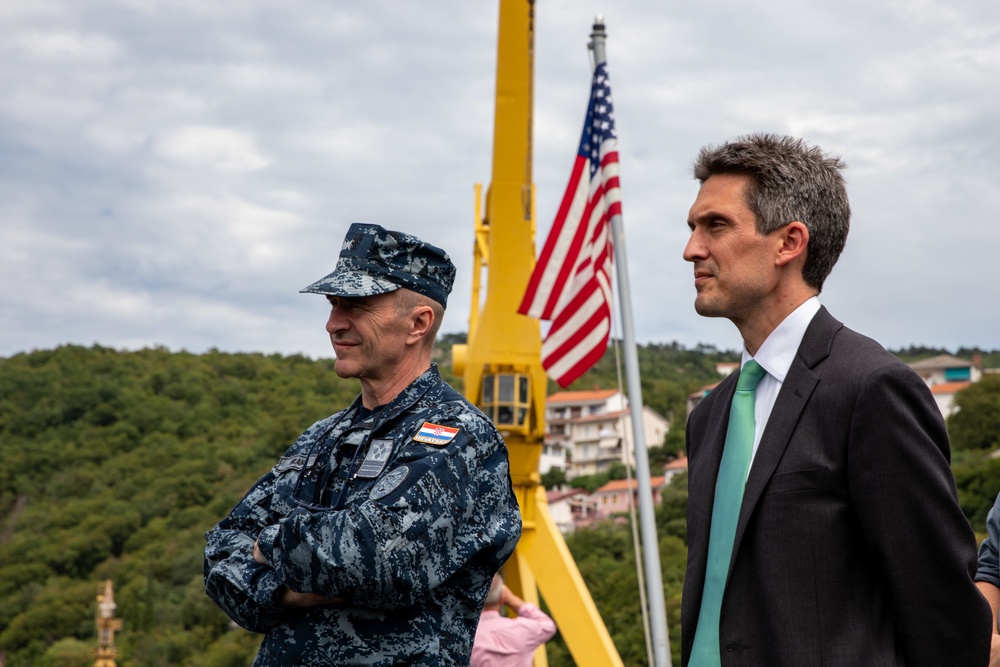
[413, 422, 460, 446]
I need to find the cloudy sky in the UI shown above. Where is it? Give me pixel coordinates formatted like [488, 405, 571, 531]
[2, 0, 998, 362]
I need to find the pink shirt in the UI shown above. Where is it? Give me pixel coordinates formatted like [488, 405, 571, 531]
[471, 603, 557, 667]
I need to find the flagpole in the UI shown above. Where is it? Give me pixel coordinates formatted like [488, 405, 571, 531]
[590, 16, 672, 667]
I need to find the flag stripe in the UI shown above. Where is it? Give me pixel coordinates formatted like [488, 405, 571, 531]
[543, 302, 612, 384]
[544, 325, 610, 387]
[541, 249, 614, 382]
[540, 177, 595, 317]
[518, 157, 590, 319]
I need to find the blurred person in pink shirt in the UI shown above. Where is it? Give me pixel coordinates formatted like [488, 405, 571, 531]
[471, 574, 557, 667]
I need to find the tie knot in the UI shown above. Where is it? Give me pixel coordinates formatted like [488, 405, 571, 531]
[736, 359, 766, 392]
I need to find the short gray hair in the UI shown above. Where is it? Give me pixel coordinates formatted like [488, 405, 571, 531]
[394, 288, 444, 344]
[693, 133, 850, 291]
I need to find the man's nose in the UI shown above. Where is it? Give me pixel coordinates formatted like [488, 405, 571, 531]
[683, 230, 705, 262]
[326, 306, 349, 334]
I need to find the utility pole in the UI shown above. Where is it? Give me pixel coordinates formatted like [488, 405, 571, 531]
[591, 17, 671, 667]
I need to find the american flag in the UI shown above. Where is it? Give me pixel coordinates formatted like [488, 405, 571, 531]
[518, 62, 621, 388]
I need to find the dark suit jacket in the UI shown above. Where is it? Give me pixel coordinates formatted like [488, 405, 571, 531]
[681, 307, 991, 666]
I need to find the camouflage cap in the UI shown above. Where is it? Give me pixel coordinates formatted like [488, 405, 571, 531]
[300, 223, 456, 308]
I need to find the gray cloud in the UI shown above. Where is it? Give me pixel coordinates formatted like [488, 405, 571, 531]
[1, 0, 998, 360]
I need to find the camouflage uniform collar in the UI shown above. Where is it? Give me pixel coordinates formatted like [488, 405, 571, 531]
[350, 363, 444, 430]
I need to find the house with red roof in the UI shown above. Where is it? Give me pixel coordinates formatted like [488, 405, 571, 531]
[908, 354, 982, 418]
[589, 476, 668, 519]
[545, 488, 598, 533]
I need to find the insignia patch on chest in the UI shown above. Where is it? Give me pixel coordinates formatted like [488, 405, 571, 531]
[355, 438, 394, 479]
[369, 466, 410, 501]
[413, 421, 460, 446]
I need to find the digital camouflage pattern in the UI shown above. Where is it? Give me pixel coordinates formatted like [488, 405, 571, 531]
[977, 491, 1000, 589]
[300, 222, 457, 308]
[204, 364, 521, 666]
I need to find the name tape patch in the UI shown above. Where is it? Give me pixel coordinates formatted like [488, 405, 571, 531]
[413, 422, 460, 446]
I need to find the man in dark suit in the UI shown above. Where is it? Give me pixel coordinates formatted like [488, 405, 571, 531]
[679, 133, 990, 666]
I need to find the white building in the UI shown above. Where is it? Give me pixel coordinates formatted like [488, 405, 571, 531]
[663, 452, 689, 484]
[542, 389, 669, 479]
[545, 488, 597, 534]
[908, 353, 982, 386]
[907, 354, 982, 418]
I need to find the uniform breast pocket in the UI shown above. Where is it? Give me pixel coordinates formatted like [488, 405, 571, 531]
[264, 455, 310, 514]
[273, 455, 307, 475]
[763, 467, 831, 495]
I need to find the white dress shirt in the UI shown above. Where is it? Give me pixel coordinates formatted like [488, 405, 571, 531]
[740, 296, 821, 471]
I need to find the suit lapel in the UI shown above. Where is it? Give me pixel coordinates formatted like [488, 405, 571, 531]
[685, 373, 738, 609]
[691, 377, 738, 530]
[731, 307, 841, 564]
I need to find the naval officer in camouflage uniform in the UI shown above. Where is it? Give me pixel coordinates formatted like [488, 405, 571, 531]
[204, 223, 522, 665]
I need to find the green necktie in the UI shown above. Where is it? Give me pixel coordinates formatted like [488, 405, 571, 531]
[690, 359, 766, 666]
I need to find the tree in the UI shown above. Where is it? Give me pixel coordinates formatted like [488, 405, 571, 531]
[39, 637, 91, 667]
[607, 461, 631, 480]
[540, 468, 567, 490]
[948, 375, 1000, 451]
[2, 342, 998, 666]
[567, 472, 611, 494]
[542, 473, 690, 666]
[0, 345, 360, 667]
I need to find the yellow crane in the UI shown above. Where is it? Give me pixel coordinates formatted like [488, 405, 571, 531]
[452, 1, 624, 664]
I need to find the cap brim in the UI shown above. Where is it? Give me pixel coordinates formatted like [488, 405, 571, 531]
[299, 269, 401, 298]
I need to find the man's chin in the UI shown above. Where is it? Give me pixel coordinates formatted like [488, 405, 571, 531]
[332, 360, 359, 379]
[694, 298, 725, 318]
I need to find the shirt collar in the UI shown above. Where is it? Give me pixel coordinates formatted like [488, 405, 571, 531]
[742, 297, 820, 383]
[369, 362, 441, 425]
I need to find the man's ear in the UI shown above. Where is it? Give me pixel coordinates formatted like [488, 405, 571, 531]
[407, 305, 435, 345]
[775, 221, 809, 267]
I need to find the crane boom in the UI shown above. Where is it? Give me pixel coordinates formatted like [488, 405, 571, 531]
[452, 2, 624, 664]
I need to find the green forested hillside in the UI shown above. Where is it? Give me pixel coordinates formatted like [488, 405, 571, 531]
[1, 343, 999, 666]
[0, 345, 359, 666]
